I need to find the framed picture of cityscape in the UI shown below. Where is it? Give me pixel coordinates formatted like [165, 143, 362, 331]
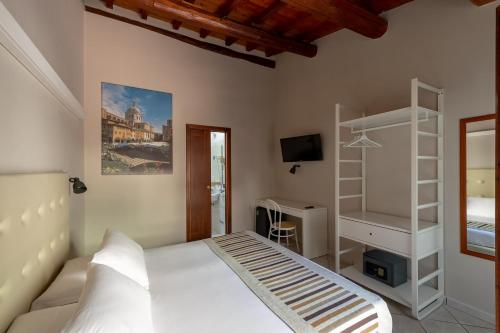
[101, 82, 173, 175]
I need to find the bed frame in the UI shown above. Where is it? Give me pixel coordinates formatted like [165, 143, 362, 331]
[0, 173, 69, 332]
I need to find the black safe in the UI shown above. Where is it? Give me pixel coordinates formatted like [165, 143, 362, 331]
[255, 207, 287, 239]
[363, 249, 407, 287]
[255, 207, 270, 237]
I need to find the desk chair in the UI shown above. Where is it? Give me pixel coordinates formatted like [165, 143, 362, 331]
[265, 199, 300, 252]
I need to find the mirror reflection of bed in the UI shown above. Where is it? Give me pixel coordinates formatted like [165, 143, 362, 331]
[461, 115, 496, 259]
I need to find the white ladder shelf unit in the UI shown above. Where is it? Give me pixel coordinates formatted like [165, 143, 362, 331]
[334, 78, 445, 320]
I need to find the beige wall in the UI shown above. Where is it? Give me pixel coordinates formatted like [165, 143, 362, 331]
[83, 12, 276, 254]
[2, 0, 84, 103]
[273, 0, 497, 318]
[467, 135, 495, 169]
[0, 1, 85, 255]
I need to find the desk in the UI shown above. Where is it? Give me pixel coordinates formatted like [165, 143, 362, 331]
[255, 198, 328, 259]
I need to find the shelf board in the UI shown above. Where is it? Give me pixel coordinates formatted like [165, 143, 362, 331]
[339, 211, 437, 233]
[339, 106, 439, 131]
[340, 266, 442, 310]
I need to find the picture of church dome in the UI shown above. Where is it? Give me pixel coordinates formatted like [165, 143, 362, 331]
[101, 82, 173, 175]
[125, 102, 143, 125]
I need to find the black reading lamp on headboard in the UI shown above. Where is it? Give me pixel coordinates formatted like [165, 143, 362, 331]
[69, 177, 87, 194]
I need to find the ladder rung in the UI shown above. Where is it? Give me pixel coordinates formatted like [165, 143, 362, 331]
[418, 131, 439, 138]
[418, 156, 440, 160]
[418, 248, 441, 260]
[418, 179, 440, 185]
[339, 177, 362, 181]
[418, 291, 444, 311]
[339, 160, 362, 163]
[339, 194, 363, 199]
[418, 202, 441, 210]
[418, 269, 443, 286]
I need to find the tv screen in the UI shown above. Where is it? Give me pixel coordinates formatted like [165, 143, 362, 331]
[280, 134, 323, 162]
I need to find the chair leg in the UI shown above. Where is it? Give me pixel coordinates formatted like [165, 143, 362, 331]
[295, 229, 300, 253]
[268, 227, 272, 240]
[286, 230, 289, 246]
[277, 228, 280, 245]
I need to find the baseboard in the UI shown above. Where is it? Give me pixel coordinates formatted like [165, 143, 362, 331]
[445, 296, 495, 324]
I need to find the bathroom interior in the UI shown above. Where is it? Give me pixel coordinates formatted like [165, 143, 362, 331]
[211, 132, 226, 237]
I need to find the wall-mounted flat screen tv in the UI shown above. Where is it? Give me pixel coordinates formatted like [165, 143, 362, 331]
[280, 134, 323, 162]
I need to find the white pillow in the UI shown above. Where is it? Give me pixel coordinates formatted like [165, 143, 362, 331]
[31, 257, 90, 310]
[8, 303, 78, 333]
[61, 264, 154, 333]
[91, 229, 149, 289]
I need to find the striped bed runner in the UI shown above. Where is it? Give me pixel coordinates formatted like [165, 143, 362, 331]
[204, 232, 380, 333]
[467, 220, 495, 233]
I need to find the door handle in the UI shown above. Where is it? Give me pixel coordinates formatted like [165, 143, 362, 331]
[206, 185, 211, 190]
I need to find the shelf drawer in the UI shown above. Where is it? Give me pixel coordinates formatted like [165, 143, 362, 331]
[339, 218, 411, 257]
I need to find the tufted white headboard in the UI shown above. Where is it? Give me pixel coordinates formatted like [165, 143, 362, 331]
[0, 173, 69, 332]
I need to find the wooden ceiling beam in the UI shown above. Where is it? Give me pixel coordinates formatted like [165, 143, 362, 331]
[105, 0, 114, 9]
[302, 21, 342, 42]
[215, 0, 240, 17]
[275, 12, 310, 36]
[153, 0, 317, 57]
[139, 9, 148, 19]
[265, 48, 280, 57]
[249, 0, 285, 25]
[282, 0, 388, 39]
[199, 28, 210, 38]
[246, 43, 258, 52]
[357, 0, 413, 14]
[470, 0, 496, 5]
[85, 6, 275, 68]
[171, 19, 182, 29]
[225, 36, 237, 46]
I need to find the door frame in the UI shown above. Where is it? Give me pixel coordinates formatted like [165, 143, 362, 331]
[460, 114, 496, 261]
[496, 5, 500, 330]
[186, 124, 232, 240]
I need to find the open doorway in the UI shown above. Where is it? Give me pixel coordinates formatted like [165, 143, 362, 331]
[211, 132, 227, 237]
[186, 124, 231, 242]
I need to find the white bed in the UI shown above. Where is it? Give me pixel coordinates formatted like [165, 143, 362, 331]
[1, 173, 391, 332]
[145, 232, 392, 333]
[8, 231, 392, 333]
[467, 197, 495, 249]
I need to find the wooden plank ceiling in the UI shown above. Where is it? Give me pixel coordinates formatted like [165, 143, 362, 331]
[99, 0, 413, 60]
[470, 0, 496, 5]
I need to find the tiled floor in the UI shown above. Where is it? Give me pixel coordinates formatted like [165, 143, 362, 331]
[211, 198, 225, 237]
[308, 255, 495, 333]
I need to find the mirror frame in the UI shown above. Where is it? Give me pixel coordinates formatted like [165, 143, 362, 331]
[460, 114, 496, 261]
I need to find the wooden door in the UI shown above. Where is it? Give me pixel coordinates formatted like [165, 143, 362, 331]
[186, 125, 211, 241]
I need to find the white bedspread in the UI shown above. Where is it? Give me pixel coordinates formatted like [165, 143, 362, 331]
[145, 234, 392, 333]
[467, 197, 495, 249]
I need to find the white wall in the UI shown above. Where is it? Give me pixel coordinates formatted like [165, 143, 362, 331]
[83, 12, 276, 253]
[2, 0, 84, 103]
[467, 118, 496, 169]
[468, 135, 495, 169]
[0, 1, 85, 255]
[273, 0, 497, 318]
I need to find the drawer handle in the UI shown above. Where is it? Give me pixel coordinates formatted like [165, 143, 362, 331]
[369, 232, 373, 236]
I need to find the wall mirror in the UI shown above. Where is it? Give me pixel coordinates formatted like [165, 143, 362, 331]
[460, 114, 496, 261]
